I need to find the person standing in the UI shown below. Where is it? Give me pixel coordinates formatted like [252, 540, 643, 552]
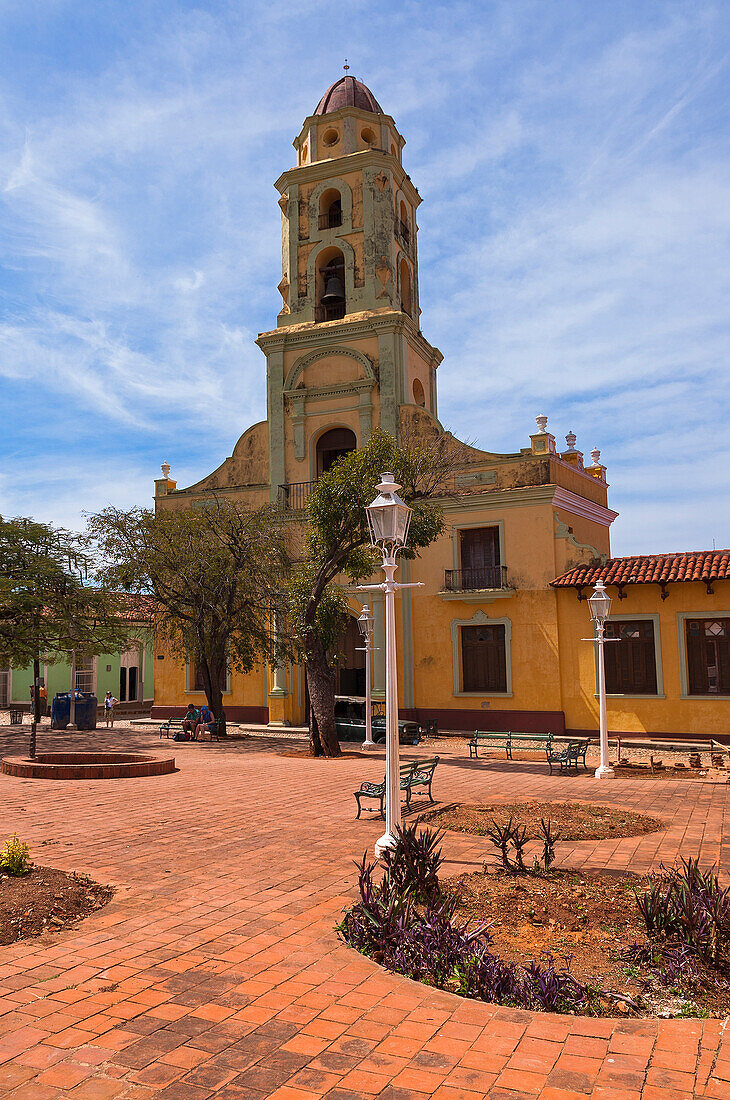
[38, 683, 47, 717]
[104, 691, 118, 727]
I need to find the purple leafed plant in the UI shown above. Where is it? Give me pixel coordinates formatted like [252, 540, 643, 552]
[337, 825, 603, 1014]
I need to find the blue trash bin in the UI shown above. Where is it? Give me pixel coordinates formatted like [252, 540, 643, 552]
[51, 692, 98, 730]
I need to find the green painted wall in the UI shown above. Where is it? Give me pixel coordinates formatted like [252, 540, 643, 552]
[8, 633, 154, 706]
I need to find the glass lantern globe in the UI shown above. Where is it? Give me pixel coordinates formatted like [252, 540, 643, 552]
[588, 579, 612, 625]
[357, 604, 374, 638]
[365, 473, 412, 551]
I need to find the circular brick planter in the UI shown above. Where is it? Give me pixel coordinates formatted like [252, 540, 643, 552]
[1, 752, 176, 780]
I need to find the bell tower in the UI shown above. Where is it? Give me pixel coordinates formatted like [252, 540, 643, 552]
[257, 73, 442, 503]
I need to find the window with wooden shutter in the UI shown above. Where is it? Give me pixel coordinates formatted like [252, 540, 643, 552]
[461, 624, 507, 693]
[459, 528, 501, 590]
[604, 620, 658, 695]
[686, 619, 730, 695]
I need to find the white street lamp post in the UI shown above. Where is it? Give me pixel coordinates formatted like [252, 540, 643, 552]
[588, 580, 614, 779]
[358, 473, 424, 857]
[66, 648, 78, 731]
[357, 605, 377, 751]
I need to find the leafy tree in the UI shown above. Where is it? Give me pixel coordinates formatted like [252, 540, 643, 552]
[0, 516, 130, 756]
[88, 498, 289, 736]
[291, 428, 452, 757]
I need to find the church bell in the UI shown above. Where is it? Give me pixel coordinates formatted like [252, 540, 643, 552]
[321, 275, 345, 304]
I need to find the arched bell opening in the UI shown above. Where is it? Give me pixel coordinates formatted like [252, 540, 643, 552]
[318, 188, 343, 231]
[399, 257, 412, 317]
[398, 200, 411, 250]
[315, 426, 357, 478]
[317, 246, 346, 322]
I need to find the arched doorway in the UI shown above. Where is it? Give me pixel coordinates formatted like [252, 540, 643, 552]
[316, 427, 356, 477]
[334, 616, 365, 696]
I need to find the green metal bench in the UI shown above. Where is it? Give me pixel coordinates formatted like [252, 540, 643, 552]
[547, 739, 589, 775]
[470, 731, 555, 760]
[159, 718, 221, 742]
[402, 757, 439, 807]
[159, 719, 185, 739]
[469, 731, 513, 758]
[354, 757, 440, 818]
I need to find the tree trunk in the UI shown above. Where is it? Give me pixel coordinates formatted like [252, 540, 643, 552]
[29, 654, 40, 759]
[306, 636, 340, 757]
[201, 654, 227, 737]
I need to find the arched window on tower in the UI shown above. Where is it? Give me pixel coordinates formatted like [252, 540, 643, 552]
[316, 427, 356, 477]
[317, 247, 346, 322]
[318, 188, 343, 231]
[399, 258, 412, 318]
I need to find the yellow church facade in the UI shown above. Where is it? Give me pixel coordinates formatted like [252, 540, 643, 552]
[153, 75, 730, 742]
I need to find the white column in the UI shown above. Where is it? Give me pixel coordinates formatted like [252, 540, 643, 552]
[361, 628, 377, 751]
[67, 649, 77, 731]
[594, 623, 614, 779]
[372, 593, 385, 699]
[375, 555, 401, 856]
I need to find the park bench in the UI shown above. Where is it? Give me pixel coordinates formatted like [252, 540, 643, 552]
[158, 719, 221, 742]
[159, 719, 185, 739]
[354, 757, 440, 819]
[470, 731, 555, 760]
[611, 737, 728, 760]
[547, 739, 589, 775]
[469, 731, 513, 758]
[402, 757, 439, 807]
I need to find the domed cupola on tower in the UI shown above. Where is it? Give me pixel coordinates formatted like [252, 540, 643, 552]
[314, 75, 382, 116]
[257, 71, 442, 502]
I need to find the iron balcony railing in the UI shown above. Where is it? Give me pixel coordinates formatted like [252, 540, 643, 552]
[278, 481, 315, 511]
[396, 218, 411, 251]
[318, 210, 343, 230]
[444, 565, 509, 592]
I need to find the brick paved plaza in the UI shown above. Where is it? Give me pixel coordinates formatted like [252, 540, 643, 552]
[0, 724, 729, 1099]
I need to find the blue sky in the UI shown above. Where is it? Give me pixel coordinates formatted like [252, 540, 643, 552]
[0, 0, 728, 555]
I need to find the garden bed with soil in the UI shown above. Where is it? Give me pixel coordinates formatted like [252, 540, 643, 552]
[423, 801, 664, 841]
[445, 866, 730, 1017]
[339, 821, 730, 1019]
[0, 866, 113, 945]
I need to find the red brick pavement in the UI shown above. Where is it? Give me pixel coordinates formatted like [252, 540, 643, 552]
[0, 724, 728, 1099]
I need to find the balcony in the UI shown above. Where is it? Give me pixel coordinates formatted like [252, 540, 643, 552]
[278, 482, 315, 511]
[444, 566, 510, 592]
[396, 218, 411, 251]
[319, 210, 343, 231]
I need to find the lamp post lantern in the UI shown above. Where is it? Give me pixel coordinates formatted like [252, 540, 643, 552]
[358, 473, 424, 857]
[356, 604, 376, 751]
[588, 580, 614, 779]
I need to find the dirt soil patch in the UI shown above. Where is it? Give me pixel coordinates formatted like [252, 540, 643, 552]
[424, 801, 664, 841]
[0, 866, 113, 945]
[447, 867, 730, 1017]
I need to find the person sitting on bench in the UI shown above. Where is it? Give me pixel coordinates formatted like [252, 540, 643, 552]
[194, 705, 214, 741]
[181, 703, 200, 739]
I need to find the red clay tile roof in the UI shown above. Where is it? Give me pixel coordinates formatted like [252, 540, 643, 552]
[314, 76, 382, 116]
[552, 550, 730, 589]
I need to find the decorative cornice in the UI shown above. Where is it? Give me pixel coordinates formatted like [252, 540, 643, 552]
[552, 486, 618, 526]
[257, 310, 441, 365]
[284, 378, 375, 403]
[275, 148, 420, 207]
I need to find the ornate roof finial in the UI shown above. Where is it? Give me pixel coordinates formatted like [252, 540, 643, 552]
[565, 430, 577, 452]
[590, 446, 601, 466]
[535, 414, 548, 434]
[343, 59, 349, 72]
[161, 461, 171, 480]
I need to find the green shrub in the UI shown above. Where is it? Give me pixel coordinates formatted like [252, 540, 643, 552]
[0, 835, 32, 876]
